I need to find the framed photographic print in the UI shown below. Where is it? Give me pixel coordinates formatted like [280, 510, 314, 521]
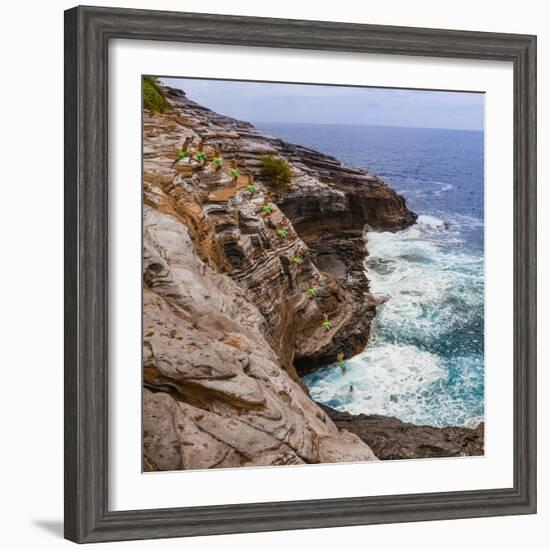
[64, 5, 537, 543]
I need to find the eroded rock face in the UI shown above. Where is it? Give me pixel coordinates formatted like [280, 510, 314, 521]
[321, 405, 485, 460]
[143, 206, 378, 470]
[142, 86, 415, 470]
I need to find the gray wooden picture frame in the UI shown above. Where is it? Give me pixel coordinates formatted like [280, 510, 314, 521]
[64, 5, 537, 543]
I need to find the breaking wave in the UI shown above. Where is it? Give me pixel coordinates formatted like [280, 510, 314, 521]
[305, 214, 484, 428]
[255, 122, 485, 429]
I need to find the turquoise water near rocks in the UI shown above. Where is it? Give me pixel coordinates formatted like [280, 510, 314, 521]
[256, 123, 484, 428]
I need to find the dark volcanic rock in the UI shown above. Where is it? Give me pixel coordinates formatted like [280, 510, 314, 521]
[320, 404, 484, 460]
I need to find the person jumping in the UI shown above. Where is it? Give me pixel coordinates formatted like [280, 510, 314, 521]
[336, 352, 346, 374]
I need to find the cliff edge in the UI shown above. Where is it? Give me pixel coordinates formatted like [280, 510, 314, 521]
[143, 86, 417, 471]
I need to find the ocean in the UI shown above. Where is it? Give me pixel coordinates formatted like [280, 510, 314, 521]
[255, 122, 485, 428]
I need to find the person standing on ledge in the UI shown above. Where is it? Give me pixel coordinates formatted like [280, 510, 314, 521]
[212, 147, 223, 172]
[246, 170, 257, 196]
[171, 137, 192, 167]
[194, 139, 207, 166]
[230, 158, 240, 186]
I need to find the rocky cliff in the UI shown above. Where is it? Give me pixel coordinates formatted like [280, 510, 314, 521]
[143, 86, 417, 471]
[321, 405, 484, 460]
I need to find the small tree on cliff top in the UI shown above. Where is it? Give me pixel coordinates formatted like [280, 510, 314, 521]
[260, 155, 293, 189]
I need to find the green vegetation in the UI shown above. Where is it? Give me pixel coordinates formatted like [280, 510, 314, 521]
[260, 156, 293, 189]
[143, 76, 171, 112]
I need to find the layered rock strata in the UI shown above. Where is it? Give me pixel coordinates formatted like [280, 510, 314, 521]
[143, 86, 416, 471]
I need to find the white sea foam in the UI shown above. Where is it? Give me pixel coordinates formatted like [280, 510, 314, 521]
[416, 214, 446, 228]
[395, 180, 454, 199]
[365, 223, 483, 345]
[305, 215, 485, 428]
[307, 343, 483, 427]
[308, 344, 446, 419]
[432, 181, 454, 194]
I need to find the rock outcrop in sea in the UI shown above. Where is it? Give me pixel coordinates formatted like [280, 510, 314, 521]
[142, 85, 480, 471]
[320, 405, 484, 460]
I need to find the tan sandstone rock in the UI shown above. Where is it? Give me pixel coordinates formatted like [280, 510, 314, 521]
[142, 86, 416, 470]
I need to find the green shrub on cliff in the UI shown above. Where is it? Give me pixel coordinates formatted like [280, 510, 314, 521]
[143, 76, 171, 112]
[260, 155, 293, 189]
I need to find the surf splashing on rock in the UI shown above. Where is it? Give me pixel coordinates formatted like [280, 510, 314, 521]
[255, 123, 485, 428]
[305, 214, 484, 428]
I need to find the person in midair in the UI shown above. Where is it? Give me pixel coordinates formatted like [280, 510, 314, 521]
[171, 137, 192, 167]
[336, 352, 346, 374]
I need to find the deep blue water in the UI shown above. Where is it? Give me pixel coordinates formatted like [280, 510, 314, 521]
[256, 122, 485, 428]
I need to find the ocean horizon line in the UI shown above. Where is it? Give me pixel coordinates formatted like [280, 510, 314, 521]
[252, 120, 484, 133]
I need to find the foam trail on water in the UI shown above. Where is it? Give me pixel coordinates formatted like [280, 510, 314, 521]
[305, 213, 484, 428]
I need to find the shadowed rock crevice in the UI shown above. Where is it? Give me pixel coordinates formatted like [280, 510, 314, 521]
[142, 85, 419, 470]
